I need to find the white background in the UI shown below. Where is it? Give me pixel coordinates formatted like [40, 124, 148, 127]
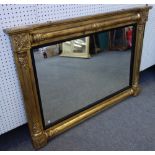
[0, 4, 155, 135]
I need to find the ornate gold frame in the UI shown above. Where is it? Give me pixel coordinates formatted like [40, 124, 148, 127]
[4, 5, 152, 149]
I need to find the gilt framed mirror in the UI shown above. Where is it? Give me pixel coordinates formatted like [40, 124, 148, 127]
[4, 5, 152, 149]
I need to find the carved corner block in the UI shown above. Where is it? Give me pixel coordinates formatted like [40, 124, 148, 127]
[132, 85, 141, 96]
[11, 33, 31, 52]
[138, 7, 151, 25]
[31, 122, 48, 149]
[32, 132, 48, 149]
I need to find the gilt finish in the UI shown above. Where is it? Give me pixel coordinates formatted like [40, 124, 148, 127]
[4, 5, 152, 149]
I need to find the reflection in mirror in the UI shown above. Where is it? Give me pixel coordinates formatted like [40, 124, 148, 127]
[32, 25, 134, 127]
[60, 37, 90, 58]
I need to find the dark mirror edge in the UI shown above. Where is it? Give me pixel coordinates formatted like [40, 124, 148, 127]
[30, 24, 136, 129]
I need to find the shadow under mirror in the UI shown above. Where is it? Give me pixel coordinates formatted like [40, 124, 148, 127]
[32, 25, 135, 128]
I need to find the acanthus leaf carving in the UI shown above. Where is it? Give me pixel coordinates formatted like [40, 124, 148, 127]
[138, 9, 149, 24]
[17, 52, 29, 69]
[12, 33, 31, 52]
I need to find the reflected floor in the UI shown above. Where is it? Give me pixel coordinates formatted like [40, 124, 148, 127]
[34, 51, 131, 126]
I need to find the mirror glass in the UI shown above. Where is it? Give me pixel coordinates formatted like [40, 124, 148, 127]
[32, 25, 134, 127]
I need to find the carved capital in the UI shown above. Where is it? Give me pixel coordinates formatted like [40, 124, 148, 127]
[17, 52, 29, 69]
[137, 24, 144, 32]
[12, 33, 31, 52]
[138, 9, 149, 24]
